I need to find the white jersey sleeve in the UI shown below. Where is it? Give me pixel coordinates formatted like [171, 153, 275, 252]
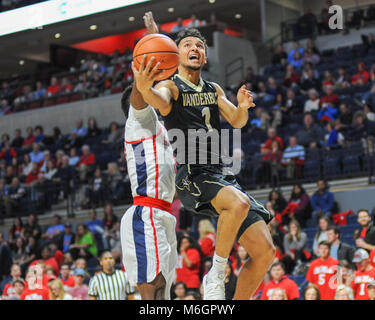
[124, 104, 176, 203]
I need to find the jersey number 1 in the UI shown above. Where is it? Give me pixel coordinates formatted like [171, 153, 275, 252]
[202, 107, 213, 131]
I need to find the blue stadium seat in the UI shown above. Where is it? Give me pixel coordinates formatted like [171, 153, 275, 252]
[342, 154, 361, 174]
[346, 214, 358, 225]
[304, 159, 321, 180]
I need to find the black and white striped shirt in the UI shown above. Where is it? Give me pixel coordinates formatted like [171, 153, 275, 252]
[88, 270, 133, 300]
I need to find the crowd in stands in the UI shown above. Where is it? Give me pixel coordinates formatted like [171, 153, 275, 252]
[0, 48, 135, 115]
[0, 119, 131, 220]
[289, 0, 375, 40]
[1, 190, 375, 300]
[228, 34, 375, 189]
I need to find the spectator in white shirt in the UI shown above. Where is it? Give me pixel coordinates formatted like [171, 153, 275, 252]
[304, 88, 320, 113]
[281, 136, 305, 179]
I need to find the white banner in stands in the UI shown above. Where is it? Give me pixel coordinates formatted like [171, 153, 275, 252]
[0, 0, 150, 36]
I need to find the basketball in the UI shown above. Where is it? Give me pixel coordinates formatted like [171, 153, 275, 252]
[133, 33, 179, 81]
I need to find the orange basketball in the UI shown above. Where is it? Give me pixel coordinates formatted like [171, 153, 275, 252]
[133, 33, 179, 81]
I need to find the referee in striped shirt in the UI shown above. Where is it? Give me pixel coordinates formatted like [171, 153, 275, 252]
[88, 251, 134, 300]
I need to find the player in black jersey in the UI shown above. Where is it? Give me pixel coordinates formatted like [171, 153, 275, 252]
[132, 18, 275, 300]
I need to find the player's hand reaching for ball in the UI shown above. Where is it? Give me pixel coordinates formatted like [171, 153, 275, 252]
[143, 11, 159, 34]
[132, 54, 161, 94]
[237, 84, 255, 109]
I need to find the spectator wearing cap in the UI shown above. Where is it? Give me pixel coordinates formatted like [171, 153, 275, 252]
[260, 262, 300, 300]
[67, 268, 89, 300]
[355, 209, 375, 252]
[351, 248, 375, 300]
[368, 281, 375, 300]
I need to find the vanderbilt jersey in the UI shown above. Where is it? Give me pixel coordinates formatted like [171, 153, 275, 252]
[162, 74, 222, 165]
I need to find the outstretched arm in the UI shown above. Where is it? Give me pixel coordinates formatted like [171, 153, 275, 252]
[130, 11, 159, 110]
[131, 55, 176, 116]
[214, 83, 255, 128]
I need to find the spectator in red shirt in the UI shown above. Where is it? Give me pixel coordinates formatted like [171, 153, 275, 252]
[47, 76, 61, 97]
[351, 248, 375, 300]
[0, 142, 17, 166]
[21, 266, 49, 300]
[77, 144, 95, 182]
[60, 77, 73, 94]
[261, 127, 284, 154]
[30, 247, 60, 275]
[261, 261, 300, 300]
[352, 62, 370, 86]
[26, 162, 39, 185]
[59, 262, 75, 289]
[176, 235, 201, 290]
[66, 268, 89, 300]
[198, 219, 216, 258]
[319, 84, 339, 107]
[23, 127, 35, 149]
[306, 241, 339, 300]
[282, 64, 300, 88]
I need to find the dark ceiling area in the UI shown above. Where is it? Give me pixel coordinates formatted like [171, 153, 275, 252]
[0, 0, 260, 78]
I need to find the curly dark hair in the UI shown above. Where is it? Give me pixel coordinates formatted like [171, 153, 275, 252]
[121, 84, 133, 118]
[175, 28, 208, 54]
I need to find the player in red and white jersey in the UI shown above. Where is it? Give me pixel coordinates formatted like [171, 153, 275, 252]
[119, 11, 177, 301]
[260, 261, 300, 300]
[306, 241, 339, 300]
[351, 248, 375, 300]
